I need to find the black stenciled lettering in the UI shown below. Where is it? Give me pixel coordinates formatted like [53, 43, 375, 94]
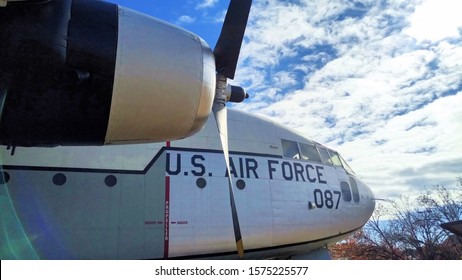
[293, 162, 305, 182]
[239, 157, 244, 178]
[225, 157, 238, 178]
[325, 190, 334, 208]
[245, 158, 259, 179]
[166, 153, 181, 175]
[334, 191, 341, 209]
[316, 165, 327, 184]
[281, 161, 293, 181]
[314, 189, 324, 208]
[313, 189, 342, 209]
[305, 164, 317, 183]
[191, 155, 205, 176]
[268, 160, 279, 180]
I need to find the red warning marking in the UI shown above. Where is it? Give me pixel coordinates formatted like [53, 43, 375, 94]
[164, 176, 170, 259]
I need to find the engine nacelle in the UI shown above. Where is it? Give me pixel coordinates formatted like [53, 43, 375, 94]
[0, 0, 215, 146]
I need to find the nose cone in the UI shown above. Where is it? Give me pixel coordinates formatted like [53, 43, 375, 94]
[363, 181, 376, 220]
[353, 177, 376, 224]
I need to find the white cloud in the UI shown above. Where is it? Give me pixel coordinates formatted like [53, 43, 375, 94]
[234, 0, 462, 199]
[211, 9, 227, 24]
[196, 0, 218, 10]
[404, 0, 462, 42]
[272, 71, 298, 89]
[177, 15, 196, 25]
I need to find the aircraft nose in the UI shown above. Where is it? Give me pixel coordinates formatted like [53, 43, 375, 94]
[364, 183, 376, 215]
[354, 178, 376, 221]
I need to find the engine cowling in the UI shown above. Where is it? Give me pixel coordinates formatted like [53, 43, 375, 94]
[0, 0, 215, 147]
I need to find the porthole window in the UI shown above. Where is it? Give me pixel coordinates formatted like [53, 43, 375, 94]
[196, 178, 207, 189]
[53, 173, 67, 186]
[0, 171, 10, 184]
[236, 179, 246, 190]
[340, 181, 352, 202]
[105, 175, 117, 187]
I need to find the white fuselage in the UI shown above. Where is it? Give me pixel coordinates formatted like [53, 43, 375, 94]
[0, 109, 375, 259]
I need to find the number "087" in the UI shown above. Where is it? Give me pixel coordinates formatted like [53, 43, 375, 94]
[313, 189, 341, 209]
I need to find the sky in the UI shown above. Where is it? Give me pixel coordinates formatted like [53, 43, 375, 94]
[110, 0, 462, 200]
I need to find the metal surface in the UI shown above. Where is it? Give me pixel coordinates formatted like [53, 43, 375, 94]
[213, 74, 244, 257]
[214, 0, 252, 79]
[105, 7, 214, 144]
[1, 109, 375, 259]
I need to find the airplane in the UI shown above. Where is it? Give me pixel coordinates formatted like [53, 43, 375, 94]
[0, 0, 375, 259]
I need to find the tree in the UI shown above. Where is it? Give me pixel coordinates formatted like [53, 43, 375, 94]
[329, 230, 400, 260]
[330, 178, 462, 260]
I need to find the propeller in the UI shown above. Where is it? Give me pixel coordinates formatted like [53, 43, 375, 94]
[212, 0, 252, 258]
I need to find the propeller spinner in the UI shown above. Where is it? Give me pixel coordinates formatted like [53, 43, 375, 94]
[212, 0, 252, 258]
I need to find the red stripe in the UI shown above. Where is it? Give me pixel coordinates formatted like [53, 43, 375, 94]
[163, 176, 170, 259]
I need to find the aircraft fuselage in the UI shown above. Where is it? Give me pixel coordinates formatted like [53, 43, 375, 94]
[0, 109, 375, 259]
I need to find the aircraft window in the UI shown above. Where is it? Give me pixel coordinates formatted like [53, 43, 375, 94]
[340, 181, 352, 202]
[328, 150, 343, 167]
[196, 178, 207, 189]
[317, 147, 332, 165]
[105, 175, 117, 187]
[0, 172, 10, 184]
[281, 139, 300, 159]
[340, 156, 355, 174]
[349, 177, 360, 203]
[299, 143, 321, 163]
[236, 179, 246, 190]
[53, 173, 67, 186]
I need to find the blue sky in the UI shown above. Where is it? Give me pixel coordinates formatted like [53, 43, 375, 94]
[111, 0, 228, 46]
[109, 0, 462, 200]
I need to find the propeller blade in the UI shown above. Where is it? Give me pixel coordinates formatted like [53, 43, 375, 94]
[214, 0, 252, 79]
[213, 75, 244, 258]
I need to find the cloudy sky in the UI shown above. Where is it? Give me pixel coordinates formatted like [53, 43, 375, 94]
[111, 0, 462, 200]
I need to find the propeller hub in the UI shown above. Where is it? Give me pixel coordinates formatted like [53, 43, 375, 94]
[226, 85, 248, 103]
[214, 74, 228, 106]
